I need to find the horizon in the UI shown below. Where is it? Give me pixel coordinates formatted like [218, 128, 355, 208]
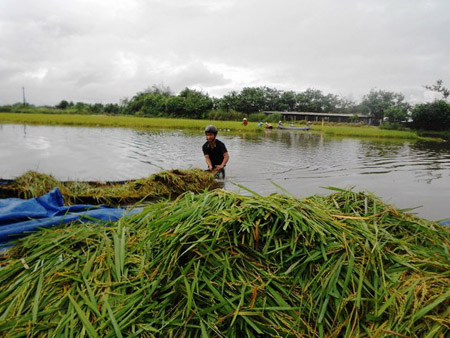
[8, 82, 446, 108]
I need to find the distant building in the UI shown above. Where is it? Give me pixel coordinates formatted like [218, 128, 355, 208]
[264, 111, 373, 124]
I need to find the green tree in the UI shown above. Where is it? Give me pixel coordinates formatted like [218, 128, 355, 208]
[262, 87, 283, 111]
[124, 86, 171, 116]
[296, 89, 331, 112]
[218, 87, 283, 113]
[235, 87, 267, 114]
[165, 96, 186, 116]
[178, 88, 213, 118]
[89, 103, 104, 114]
[74, 102, 88, 113]
[359, 89, 410, 124]
[147, 84, 172, 96]
[334, 97, 358, 114]
[104, 103, 120, 115]
[383, 106, 408, 123]
[56, 100, 69, 109]
[411, 100, 450, 131]
[424, 79, 449, 100]
[279, 91, 297, 111]
[218, 91, 240, 112]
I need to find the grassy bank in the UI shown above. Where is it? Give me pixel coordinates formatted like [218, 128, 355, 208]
[313, 124, 422, 139]
[1, 188, 449, 336]
[0, 112, 432, 140]
[0, 112, 256, 132]
[418, 130, 450, 141]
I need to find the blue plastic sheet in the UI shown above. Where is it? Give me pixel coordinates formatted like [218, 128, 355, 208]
[0, 188, 139, 249]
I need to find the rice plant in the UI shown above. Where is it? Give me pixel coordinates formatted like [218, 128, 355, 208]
[0, 169, 222, 205]
[1, 188, 448, 337]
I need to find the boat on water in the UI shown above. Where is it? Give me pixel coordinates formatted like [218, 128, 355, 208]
[277, 124, 311, 131]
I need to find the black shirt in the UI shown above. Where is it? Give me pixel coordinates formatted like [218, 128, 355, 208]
[202, 139, 228, 167]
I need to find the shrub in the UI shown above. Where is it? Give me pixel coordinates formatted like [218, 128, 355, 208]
[247, 112, 265, 122]
[206, 109, 243, 121]
[384, 106, 408, 123]
[264, 112, 283, 123]
[379, 122, 405, 130]
[0, 106, 12, 112]
[411, 100, 450, 131]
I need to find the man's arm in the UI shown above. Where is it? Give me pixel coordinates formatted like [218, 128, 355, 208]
[215, 152, 229, 170]
[204, 155, 213, 170]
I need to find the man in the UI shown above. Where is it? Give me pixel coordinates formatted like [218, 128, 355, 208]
[202, 125, 229, 178]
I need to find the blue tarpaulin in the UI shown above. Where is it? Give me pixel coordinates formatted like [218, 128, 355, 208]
[0, 187, 139, 249]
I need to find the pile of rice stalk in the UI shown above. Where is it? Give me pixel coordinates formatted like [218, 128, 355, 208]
[0, 169, 221, 205]
[1, 189, 449, 337]
[0, 171, 60, 198]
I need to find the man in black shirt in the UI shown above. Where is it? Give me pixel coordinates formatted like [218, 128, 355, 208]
[202, 125, 229, 178]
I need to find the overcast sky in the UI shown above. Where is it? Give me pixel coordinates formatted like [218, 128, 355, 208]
[1, 0, 449, 106]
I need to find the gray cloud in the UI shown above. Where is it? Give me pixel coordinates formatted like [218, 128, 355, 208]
[0, 0, 449, 105]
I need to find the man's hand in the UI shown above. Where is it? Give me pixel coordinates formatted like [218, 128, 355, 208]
[215, 164, 224, 170]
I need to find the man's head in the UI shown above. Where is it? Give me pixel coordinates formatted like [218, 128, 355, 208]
[205, 125, 218, 142]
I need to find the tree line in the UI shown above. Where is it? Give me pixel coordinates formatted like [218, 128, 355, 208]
[1, 80, 449, 131]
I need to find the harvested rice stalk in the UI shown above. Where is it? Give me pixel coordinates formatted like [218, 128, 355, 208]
[0, 189, 449, 337]
[0, 169, 222, 205]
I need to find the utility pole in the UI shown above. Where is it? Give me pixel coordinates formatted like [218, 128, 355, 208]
[22, 87, 27, 105]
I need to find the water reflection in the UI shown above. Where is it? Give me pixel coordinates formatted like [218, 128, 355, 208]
[0, 124, 449, 220]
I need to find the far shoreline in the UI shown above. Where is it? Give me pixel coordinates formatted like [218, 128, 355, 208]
[0, 112, 441, 141]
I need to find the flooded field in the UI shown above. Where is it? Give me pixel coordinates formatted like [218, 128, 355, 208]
[1, 123, 449, 220]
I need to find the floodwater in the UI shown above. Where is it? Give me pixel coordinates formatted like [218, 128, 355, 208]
[1, 124, 449, 221]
